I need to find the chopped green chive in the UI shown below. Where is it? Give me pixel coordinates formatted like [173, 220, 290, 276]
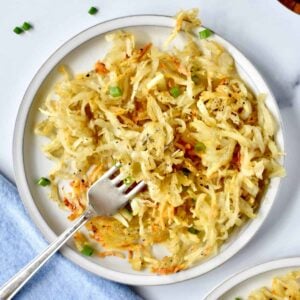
[109, 86, 122, 97]
[36, 177, 51, 187]
[188, 227, 199, 234]
[199, 28, 213, 40]
[88, 6, 98, 15]
[194, 142, 206, 153]
[13, 27, 23, 35]
[235, 298, 243, 300]
[123, 176, 133, 186]
[81, 245, 94, 256]
[22, 22, 32, 31]
[182, 168, 191, 176]
[169, 86, 180, 98]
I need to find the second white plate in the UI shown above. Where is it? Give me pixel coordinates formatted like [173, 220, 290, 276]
[206, 257, 300, 299]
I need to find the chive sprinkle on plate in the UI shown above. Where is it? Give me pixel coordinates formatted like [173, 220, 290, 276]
[13, 27, 24, 35]
[14, 22, 33, 35]
[36, 177, 51, 187]
[170, 86, 181, 98]
[188, 227, 199, 234]
[22, 22, 32, 31]
[88, 6, 98, 15]
[109, 86, 122, 97]
[81, 245, 94, 256]
[199, 28, 213, 39]
[194, 142, 206, 153]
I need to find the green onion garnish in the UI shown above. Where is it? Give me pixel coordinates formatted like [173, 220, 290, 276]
[109, 86, 122, 97]
[170, 86, 180, 98]
[88, 6, 98, 15]
[188, 227, 199, 234]
[235, 298, 243, 300]
[22, 22, 32, 31]
[13, 27, 23, 35]
[194, 142, 206, 153]
[182, 168, 191, 176]
[81, 245, 94, 256]
[199, 28, 213, 40]
[36, 177, 51, 187]
[123, 176, 133, 186]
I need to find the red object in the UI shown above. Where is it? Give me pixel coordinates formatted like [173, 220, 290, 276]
[278, 0, 300, 14]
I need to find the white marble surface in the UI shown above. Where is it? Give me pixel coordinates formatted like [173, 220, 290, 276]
[0, 0, 299, 299]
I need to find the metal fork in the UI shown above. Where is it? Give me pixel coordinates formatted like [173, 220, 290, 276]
[0, 165, 146, 300]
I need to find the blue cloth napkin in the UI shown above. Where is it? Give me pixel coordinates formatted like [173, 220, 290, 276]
[0, 174, 142, 300]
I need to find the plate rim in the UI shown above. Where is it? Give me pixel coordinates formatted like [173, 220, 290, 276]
[13, 14, 285, 286]
[205, 256, 300, 299]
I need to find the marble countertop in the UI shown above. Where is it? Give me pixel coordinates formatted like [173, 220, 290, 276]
[1, 0, 299, 299]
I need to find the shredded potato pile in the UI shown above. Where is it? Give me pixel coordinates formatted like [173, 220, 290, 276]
[248, 271, 300, 299]
[35, 9, 285, 274]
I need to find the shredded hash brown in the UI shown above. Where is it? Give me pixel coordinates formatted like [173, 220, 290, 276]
[35, 9, 285, 274]
[248, 271, 300, 299]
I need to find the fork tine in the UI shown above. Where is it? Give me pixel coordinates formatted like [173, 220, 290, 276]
[125, 181, 146, 199]
[111, 173, 124, 186]
[100, 165, 119, 180]
[118, 183, 129, 193]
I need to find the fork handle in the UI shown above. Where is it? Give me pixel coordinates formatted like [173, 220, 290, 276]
[0, 210, 93, 300]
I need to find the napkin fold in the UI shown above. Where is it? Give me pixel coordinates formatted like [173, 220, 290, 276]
[0, 173, 142, 300]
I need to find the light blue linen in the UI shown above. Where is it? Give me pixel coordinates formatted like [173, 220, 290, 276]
[0, 174, 142, 300]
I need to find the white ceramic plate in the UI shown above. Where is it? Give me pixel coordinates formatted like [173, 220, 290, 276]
[206, 257, 300, 299]
[13, 15, 284, 286]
